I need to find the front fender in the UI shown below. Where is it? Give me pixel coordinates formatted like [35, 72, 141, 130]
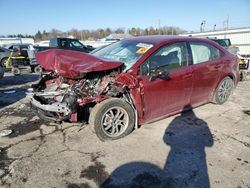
[112, 73, 144, 124]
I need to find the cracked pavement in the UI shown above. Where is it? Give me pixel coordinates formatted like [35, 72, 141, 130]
[0, 73, 250, 188]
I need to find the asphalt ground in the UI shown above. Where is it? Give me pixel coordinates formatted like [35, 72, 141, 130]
[0, 72, 249, 188]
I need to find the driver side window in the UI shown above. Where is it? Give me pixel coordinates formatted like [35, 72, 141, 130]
[141, 42, 188, 76]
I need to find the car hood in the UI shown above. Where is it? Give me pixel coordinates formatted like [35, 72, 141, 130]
[36, 49, 123, 79]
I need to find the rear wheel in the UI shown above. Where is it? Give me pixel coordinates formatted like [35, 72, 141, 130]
[89, 98, 135, 141]
[240, 71, 247, 81]
[213, 76, 234, 104]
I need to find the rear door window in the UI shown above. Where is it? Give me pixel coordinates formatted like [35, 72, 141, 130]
[60, 39, 68, 47]
[190, 42, 223, 64]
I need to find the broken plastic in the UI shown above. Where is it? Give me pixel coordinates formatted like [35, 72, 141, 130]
[35, 49, 124, 79]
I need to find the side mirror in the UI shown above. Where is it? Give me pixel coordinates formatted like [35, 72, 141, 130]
[149, 68, 170, 81]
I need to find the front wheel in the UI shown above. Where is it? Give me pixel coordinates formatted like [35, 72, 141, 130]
[89, 98, 135, 141]
[213, 76, 234, 104]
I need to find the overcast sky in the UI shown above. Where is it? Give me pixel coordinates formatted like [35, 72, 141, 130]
[0, 0, 249, 35]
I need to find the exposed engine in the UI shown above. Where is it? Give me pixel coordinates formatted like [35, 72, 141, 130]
[28, 70, 120, 122]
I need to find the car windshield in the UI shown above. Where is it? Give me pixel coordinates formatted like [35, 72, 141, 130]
[92, 40, 154, 70]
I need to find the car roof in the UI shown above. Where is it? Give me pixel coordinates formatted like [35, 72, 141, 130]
[52, 38, 77, 40]
[125, 35, 218, 45]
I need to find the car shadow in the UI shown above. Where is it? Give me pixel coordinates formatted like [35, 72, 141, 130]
[101, 105, 214, 188]
[0, 74, 38, 109]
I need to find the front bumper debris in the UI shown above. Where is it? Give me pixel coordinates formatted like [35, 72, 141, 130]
[27, 93, 72, 122]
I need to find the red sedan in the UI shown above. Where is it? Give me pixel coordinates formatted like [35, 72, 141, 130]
[28, 36, 240, 141]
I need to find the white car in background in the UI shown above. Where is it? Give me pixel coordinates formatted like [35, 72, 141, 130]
[34, 40, 50, 47]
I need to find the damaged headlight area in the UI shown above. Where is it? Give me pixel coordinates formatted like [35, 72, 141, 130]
[27, 71, 120, 123]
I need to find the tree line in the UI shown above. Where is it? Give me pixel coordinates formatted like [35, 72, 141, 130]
[1, 26, 185, 41]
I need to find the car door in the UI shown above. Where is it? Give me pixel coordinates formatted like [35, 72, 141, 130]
[139, 42, 193, 122]
[188, 41, 223, 105]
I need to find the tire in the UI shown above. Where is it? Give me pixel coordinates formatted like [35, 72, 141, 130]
[12, 67, 21, 76]
[213, 76, 234, 104]
[89, 98, 135, 141]
[34, 65, 43, 74]
[1, 58, 8, 67]
[240, 71, 247, 81]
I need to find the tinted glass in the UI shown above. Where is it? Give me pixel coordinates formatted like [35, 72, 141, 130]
[69, 40, 85, 48]
[141, 42, 188, 76]
[213, 39, 231, 47]
[60, 39, 67, 47]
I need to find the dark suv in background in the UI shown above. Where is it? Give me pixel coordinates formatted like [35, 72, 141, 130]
[49, 38, 95, 53]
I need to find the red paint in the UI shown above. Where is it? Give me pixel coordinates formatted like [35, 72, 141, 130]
[36, 49, 123, 79]
[36, 36, 240, 125]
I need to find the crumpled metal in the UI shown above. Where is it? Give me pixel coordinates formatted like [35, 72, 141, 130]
[36, 49, 123, 79]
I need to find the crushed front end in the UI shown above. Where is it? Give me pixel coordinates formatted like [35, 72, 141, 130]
[27, 71, 121, 123]
[26, 49, 126, 123]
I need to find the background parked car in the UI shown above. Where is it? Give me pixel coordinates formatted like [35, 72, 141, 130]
[49, 37, 95, 52]
[5, 43, 32, 62]
[33, 38, 95, 53]
[210, 38, 249, 81]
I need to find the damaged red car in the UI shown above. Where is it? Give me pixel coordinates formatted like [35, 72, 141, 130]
[27, 36, 240, 141]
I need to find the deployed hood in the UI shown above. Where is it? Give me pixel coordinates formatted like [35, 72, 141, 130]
[36, 49, 123, 79]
